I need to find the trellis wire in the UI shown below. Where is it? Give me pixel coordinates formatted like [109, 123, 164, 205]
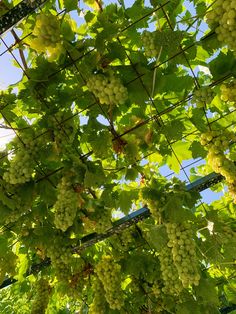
[0, 4, 235, 314]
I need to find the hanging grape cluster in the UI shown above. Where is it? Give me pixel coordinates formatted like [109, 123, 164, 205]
[87, 72, 128, 105]
[142, 30, 183, 58]
[29, 13, 63, 60]
[50, 111, 76, 153]
[200, 130, 236, 202]
[206, 0, 236, 53]
[142, 30, 159, 57]
[89, 277, 107, 314]
[191, 86, 215, 108]
[3, 133, 44, 185]
[95, 255, 124, 310]
[45, 236, 75, 284]
[220, 80, 236, 104]
[140, 178, 189, 222]
[221, 224, 236, 243]
[152, 281, 166, 312]
[166, 222, 200, 288]
[158, 245, 183, 295]
[31, 278, 51, 314]
[54, 175, 79, 232]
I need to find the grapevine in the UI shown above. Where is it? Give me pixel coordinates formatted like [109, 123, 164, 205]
[206, 0, 236, 53]
[0, 0, 236, 312]
[166, 222, 200, 288]
[95, 255, 124, 310]
[53, 175, 79, 232]
[31, 278, 51, 314]
[87, 72, 128, 105]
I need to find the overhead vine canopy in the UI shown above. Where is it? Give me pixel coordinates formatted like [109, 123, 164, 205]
[0, 0, 236, 313]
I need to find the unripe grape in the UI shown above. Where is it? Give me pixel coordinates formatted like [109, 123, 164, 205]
[95, 256, 124, 310]
[87, 73, 128, 106]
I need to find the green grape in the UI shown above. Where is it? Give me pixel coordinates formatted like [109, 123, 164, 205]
[51, 111, 75, 153]
[146, 199, 162, 221]
[109, 227, 135, 252]
[152, 281, 162, 298]
[47, 237, 72, 266]
[158, 245, 183, 295]
[3, 133, 44, 185]
[54, 175, 78, 232]
[220, 80, 236, 103]
[206, 0, 236, 54]
[89, 276, 107, 314]
[191, 86, 215, 108]
[166, 222, 200, 288]
[95, 256, 124, 310]
[31, 278, 51, 314]
[200, 130, 236, 202]
[46, 237, 74, 283]
[3, 150, 33, 184]
[29, 13, 63, 60]
[142, 30, 159, 57]
[151, 281, 165, 313]
[87, 73, 128, 105]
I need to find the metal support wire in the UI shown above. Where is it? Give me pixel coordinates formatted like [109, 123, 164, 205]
[0, 0, 47, 35]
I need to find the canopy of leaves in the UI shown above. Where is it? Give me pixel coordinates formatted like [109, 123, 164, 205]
[0, 0, 235, 313]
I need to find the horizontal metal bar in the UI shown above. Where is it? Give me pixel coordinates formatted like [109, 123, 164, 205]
[73, 171, 223, 252]
[0, 0, 47, 36]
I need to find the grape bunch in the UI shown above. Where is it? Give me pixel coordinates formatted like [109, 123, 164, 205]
[206, 0, 236, 53]
[158, 245, 183, 295]
[220, 80, 236, 103]
[200, 130, 236, 202]
[31, 278, 51, 314]
[221, 224, 236, 243]
[29, 13, 63, 60]
[3, 150, 33, 185]
[3, 133, 43, 185]
[109, 227, 135, 252]
[47, 237, 72, 266]
[95, 255, 124, 310]
[87, 73, 128, 105]
[51, 111, 75, 153]
[166, 222, 200, 288]
[152, 281, 161, 298]
[151, 282, 165, 313]
[89, 277, 107, 314]
[191, 86, 215, 108]
[54, 175, 78, 232]
[46, 237, 74, 283]
[142, 30, 159, 57]
[140, 178, 189, 222]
